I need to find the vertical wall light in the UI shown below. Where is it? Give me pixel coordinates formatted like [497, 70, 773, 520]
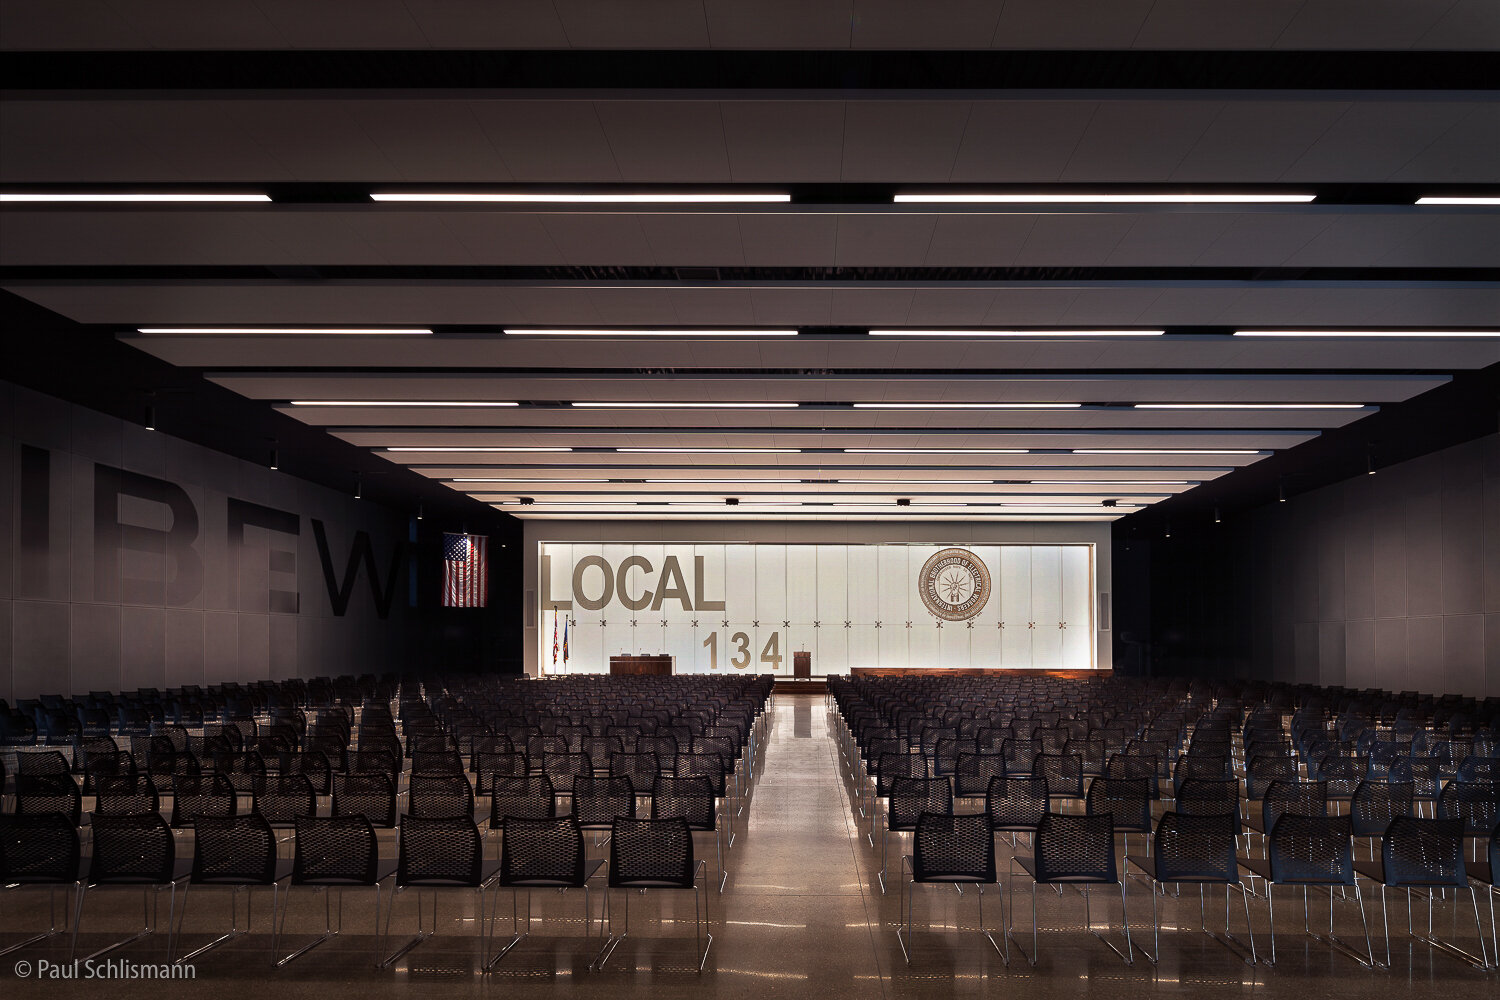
[1214, 507, 1222, 524]
[417, 503, 424, 520]
[144, 395, 157, 431]
[1366, 445, 1377, 476]
[1278, 480, 1286, 503]
[269, 443, 279, 470]
[354, 474, 362, 500]
[1164, 521, 1172, 539]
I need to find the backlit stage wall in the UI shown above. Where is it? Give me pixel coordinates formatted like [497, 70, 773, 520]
[535, 541, 1097, 676]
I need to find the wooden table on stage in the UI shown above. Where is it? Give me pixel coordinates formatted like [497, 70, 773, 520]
[609, 654, 673, 676]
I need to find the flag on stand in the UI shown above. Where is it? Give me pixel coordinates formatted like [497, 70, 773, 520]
[551, 612, 560, 667]
[562, 616, 570, 665]
[441, 532, 488, 607]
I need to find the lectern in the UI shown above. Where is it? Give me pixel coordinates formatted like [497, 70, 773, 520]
[792, 651, 812, 678]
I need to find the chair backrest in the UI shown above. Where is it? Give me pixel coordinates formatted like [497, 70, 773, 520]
[1261, 779, 1328, 833]
[192, 814, 278, 884]
[1246, 753, 1299, 799]
[953, 752, 1006, 798]
[572, 774, 636, 827]
[1267, 813, 1354, 886]
[254, 773, 317, 824]
[332, 771, 397, 828]
[397, 814, 485, 886]
[0, 812, 80, 883]
[500, 815, 586, 887]
[1033, 812, 1117, 884]
[89, 812, 176, 884]
[292, 814, 379, 885]
[888, 776, 953, 831]
[16, 749, 69, 775]
[609, 751, 660, 788]
[490, 773, 556, 828]
[876, 752, 926, 795]
[1086, 777, 1152, 834]
[912, 812, 995, 884]
[170, 772, 238, 827]
[608, 817, 694, 888]
[543, 751, 594, 790]
[1033, 753, 1085, 797]
[411, 750, 465, 775]
[1349, 779, 1414, 837]
[1381, 816, 1467, 889]
[985, 775, 1048, 830]
[1064, 738, 1107, 775]
[650, 775, 716, 830]
[1151, 811, 1240, 884]
[408, 773, 475, 819]
[1176, 778, 1240, 818]
[95, 773, 160, 816]
[16, 773, 82, 825]
[1436, 780, 1499, 835]
[674, 752, 726, 796]
[1001, 738, 1042, 776]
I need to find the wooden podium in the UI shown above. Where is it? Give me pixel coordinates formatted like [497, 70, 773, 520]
[792, 651, 812, 678]
[609, 654, 673, 676]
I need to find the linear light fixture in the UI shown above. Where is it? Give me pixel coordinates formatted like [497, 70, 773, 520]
[371, 192, 790, 203]
[1414, 196, 1500, 206]
[383, 446, 573, 453]
[893, 193, 1315, 204]
[504, 329, 799, 337]
[1235, 330, 1500, 338]
[642, 478, 806, 484]
[450, 478, 612, 483]
[1133, 403, 1368, 410]
[843, 448, 1030, 455]
[836, 479, 996, 484]
[137, 327, 433, 335]
[616, 447, 803, 454]
[2, 193, 271, 203]
[1029, 480, 1194, 485]
[290, 400, 518, 407]
[868, 329, 1162, 337]
[1072, 448, 1264, 455]
[571, 402, 800, 409]
[852, 402, 1083, 409]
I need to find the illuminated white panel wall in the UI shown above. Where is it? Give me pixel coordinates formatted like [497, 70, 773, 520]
[533, 540, 1098, 676]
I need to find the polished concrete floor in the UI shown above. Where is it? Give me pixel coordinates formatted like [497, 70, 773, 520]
[4, 694, 1496, 998]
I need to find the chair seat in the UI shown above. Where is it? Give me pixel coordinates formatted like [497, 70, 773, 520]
[899, 856, 991, 884]
[296, 859, 397, 886]
[4, 858, 91, 884]
[195, 859, 295, 885]
[1237, 856, 1271, 880]
[89, 858, 194, 885]
[1012, 854, 1116, 884]
[611, 877, 691, 889]
[1355, 856, 1469, 890]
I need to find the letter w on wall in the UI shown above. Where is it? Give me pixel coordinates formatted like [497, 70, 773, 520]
[311, 519, 405, 619]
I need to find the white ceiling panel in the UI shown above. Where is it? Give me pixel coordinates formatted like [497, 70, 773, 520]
[592, 102, 734, 183]
[1060, 101, 1226, 183]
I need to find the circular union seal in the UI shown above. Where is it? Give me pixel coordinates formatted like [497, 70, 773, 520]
[917, 547, 992, 621]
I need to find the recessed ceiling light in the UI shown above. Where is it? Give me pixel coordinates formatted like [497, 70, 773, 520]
[1072, 449, 1264, 455]
[571, 402, 800, 408]
[851, 402, 1083, 409]
[1132, 403, 1368, 410]
[1414, 197, 1500, 206]
[504, 329, 798, 337]
[868, 330, 1162, 337]
[1234, 330, 1499, 338]
[371, 192, 790, 203]
[893, 193, 1315, 204]
[843, 448, 1030, 455]
[2, 193, 271, 203]
[290, 400, 518, 407]
[383, 446, 573, 453]
[136, 327, 432, 335]
[616, 448, 803, 454]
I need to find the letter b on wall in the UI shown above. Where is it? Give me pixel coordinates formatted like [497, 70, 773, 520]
[93, 463, 204, 605]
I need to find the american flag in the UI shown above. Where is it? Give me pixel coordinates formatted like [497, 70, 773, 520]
[442, 532, 488, 607]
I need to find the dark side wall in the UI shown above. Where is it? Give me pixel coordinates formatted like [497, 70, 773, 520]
[1, 380, 522, 702]
[1114, 433, 1499, 698]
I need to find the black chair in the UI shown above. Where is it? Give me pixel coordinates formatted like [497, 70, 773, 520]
[594, 817, 712, 973]
[1175, 778, 1241, 819]
[490, 774, 557, 829]
[953, 753, 1006, 803]
[1353, 815, 1488, 969]
[1033, 753, 1086, 805]
[896, 812, 1004, 968]
[881, 776, 953, 894]
[1124, 811, 1255, 965]
[379, 814, 503, 969]
[0, 813, 82, 957]
[1237, 813, 1376, 967]
[1007, 811, 1133, 966]
[93, 773, 160, 816]
[1465, 822, 1498, 967]
[492, 815, 603, 968]
[985, 775, 1048, 847]
[16, 773, 82, 826]
[1349, 779, 1414, 857]
[275, 814, 397, 967]
[169, 772, 238, 829]
[252, 773, 318, 829]
[651, 775, 726, 892]
[174, 814, 292, 963]
[573, 774, 636, 839]
[332, 771, 398, 828]
[1437, 780, 1499, 844]
[72, 812, 191, 961]
[407, 773, 477, 820]
[1086, 777, 1153, 855]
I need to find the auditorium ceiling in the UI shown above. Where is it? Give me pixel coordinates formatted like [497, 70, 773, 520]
[2, 3, 1496, 522]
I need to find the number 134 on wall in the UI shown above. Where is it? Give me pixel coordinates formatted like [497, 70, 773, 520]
[702, 630, 783, 671]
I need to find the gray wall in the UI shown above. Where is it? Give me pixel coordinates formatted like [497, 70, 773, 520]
[0, 381, 414, 703]
[1142, 433, 1499, 698]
